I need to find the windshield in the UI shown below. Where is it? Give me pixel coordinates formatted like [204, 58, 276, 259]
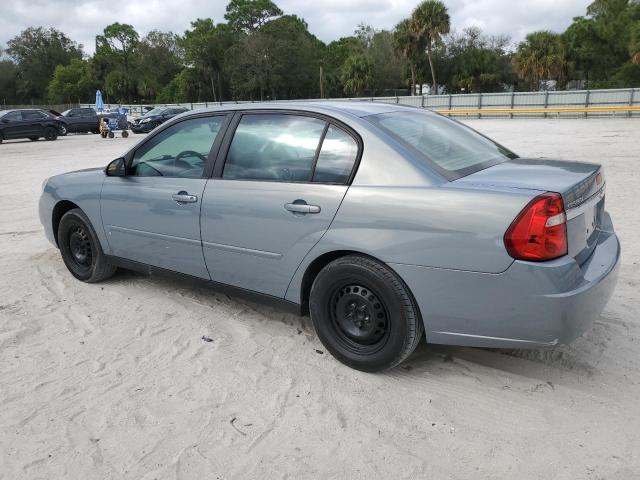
[0, 110, 8, 118]
[367, 110, 517, 179]
[145, 108, 165, 117]
[61, 109, 71, 116]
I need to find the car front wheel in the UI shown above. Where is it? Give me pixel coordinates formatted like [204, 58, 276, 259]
[58, 208, 117, 283]
[309, 255, 424, 372]
[59, 125, 67, 136]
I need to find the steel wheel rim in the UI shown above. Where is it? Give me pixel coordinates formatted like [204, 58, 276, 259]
[329, 283, 390, 353]
[68, 223, 92, 270]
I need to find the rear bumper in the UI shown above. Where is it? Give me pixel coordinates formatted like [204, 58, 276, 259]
[390, 213, 620, 348]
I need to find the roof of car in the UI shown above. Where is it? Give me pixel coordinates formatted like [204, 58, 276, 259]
[191, 100, 416, 118]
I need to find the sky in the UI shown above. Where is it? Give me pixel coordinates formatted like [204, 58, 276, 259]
[0, 0, 591, 54]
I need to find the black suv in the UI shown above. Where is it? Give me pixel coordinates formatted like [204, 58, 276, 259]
[56, 107, 100, 135]
[0, 109, 62, 143]
[130, 107, 189, 133]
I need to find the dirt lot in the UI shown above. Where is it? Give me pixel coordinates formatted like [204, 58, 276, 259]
[1, 119, 639, 479]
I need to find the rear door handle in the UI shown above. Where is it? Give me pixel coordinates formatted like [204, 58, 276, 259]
[172, 191, 198, 204]
[284, 202, 321, 214]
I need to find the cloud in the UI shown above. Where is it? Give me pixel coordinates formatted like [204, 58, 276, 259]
[0, 0, 590, 54]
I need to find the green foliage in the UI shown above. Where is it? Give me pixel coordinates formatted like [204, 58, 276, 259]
[411, 0, 450, 89]
[47, 58, 96, 103]
[513, 31, 566, 90]
[180, 19, 237, 101]
[446, 27, 513, 92]
[394, 19, 423, 94]
[5, 27, 83, 103]
[95, 23, 140, 102]
[0, 59, 18, 105]
[341, 55, 373, 95]
[629, 21, 640, 63]
[224, 0, 283, 32]
[137, 31, 183, 102]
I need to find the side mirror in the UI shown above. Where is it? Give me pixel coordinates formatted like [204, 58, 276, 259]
[106, 158, 126, 177]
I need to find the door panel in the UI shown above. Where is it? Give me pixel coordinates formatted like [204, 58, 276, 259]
[101, 177, 209, 277]
[201, 180, 348, 296]
[100, 114, 227, 278]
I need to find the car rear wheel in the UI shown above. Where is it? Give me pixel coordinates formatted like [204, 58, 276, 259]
[0, 132, 3, 144]
[44, 127, 58, 141]
[58, 209, 117, 283]
[59, 125, 67, 136]
[309, 255, 423, 372]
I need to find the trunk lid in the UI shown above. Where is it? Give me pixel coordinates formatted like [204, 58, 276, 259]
[454, 158, 606, 264]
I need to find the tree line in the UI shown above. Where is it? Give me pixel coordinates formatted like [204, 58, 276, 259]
[1, 0, 639, 106]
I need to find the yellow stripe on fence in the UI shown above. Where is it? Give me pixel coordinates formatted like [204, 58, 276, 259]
[435, 105, 640, 115]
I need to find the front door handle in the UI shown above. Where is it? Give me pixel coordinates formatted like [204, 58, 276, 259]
[284, 201, 321, 214]
[172, 191, 198, 204]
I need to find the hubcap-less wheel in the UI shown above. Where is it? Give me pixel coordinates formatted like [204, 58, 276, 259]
[332, 284, 388, 345]
[45, 128, 57, 140]
[68, 223, 92, 271]
[310, 255, 424, 371]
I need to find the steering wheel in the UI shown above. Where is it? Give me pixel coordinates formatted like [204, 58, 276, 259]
[175, 150, 207, 171]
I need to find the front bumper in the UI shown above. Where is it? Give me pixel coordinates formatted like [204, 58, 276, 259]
[38, 187, 57, 247]
[390, 213, 620, 348]
[131, 122, 153, 133]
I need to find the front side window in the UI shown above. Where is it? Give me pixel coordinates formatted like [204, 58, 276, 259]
[130, 116, 224, 178]
[312, 126, 358, 184]
[367, 110, 517, 179]
[223, 114, 326, 182]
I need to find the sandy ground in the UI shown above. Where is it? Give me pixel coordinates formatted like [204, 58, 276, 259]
[0, 119, 639, 480]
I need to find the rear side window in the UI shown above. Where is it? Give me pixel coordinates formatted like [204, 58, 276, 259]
[23, 111, 47, 120]
[313, 126, 358, 184]
[367, 110, 517, 179]
[223, 114, 326, 182]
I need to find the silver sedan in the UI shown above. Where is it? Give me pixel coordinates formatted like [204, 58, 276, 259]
[39, 102, 620, 371]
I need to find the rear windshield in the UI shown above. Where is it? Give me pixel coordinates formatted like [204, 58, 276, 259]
[367, 110, 517, 179]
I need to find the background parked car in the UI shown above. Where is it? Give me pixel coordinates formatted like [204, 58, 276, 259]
[130, 107, 188, 133]
[54, 107, 100, 135]
[0, 108, 61, 143]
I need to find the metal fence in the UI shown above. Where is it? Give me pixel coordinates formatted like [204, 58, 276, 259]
[81, 88, 640, 118]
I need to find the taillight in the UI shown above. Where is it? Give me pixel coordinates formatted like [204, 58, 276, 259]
[504, 192, 567, 261]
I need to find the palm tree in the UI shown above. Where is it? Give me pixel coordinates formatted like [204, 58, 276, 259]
[411, 0, 450, 94]
[340, 54, 373, 96]
[512, 31, 567, 90]
[393, 19, 422, 95]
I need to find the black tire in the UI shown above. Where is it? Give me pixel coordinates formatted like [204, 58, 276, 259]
[58, 208, 117, 283]
[0, 132, 3, 144]
[29, 137, 39, 141]
[59, 125, 67, 136]
[44, 127, 58, 141]
[122, 130, 129, 138]
[108, 131, 115, 139]
[309, 255, 423, 372]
